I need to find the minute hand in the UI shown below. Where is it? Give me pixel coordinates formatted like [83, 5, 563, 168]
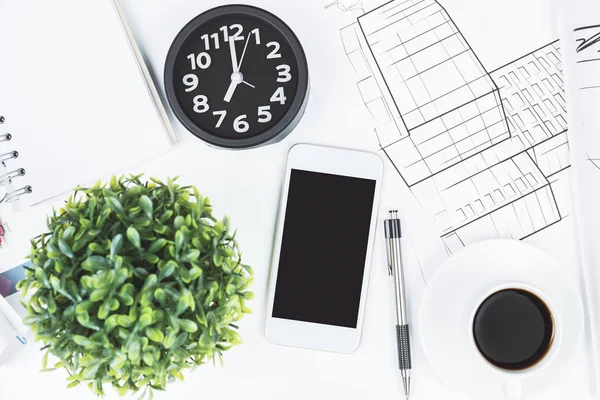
[237, 35, 252, 71]
[229, 38, 239, 72]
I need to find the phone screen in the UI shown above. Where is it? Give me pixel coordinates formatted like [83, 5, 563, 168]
[272, 169, 377, 328]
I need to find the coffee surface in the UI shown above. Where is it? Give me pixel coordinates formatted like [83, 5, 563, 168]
[473, 289, 554, 370]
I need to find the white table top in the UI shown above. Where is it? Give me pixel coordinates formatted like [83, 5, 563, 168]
[0, 0, 596, 399]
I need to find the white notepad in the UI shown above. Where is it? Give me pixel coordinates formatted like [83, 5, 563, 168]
[0, 0, 175, 207]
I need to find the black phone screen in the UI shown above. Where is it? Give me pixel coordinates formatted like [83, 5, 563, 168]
[272, 169, 377, 328]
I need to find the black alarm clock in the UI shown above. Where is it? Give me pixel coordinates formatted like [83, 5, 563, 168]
[164, 5, 309, 149]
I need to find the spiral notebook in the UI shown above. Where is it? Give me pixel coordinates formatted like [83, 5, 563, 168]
[0, 0, 176, 208]
[0, 126, 31, 208]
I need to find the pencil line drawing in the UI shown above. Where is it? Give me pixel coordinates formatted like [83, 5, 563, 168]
[336, 0, 569, 253]
[588, 154, 600, 171]
[325, 0, 365, 13]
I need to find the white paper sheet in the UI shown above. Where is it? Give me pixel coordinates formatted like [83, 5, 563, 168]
[560, 0, 600, 392]
[0, 0, 173, 207]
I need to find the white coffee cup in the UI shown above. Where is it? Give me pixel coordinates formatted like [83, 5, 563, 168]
[420, 240, 583, 399]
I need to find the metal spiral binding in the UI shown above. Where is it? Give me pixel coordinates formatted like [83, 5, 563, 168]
[1, 185, 33, 204]
[0, 168, 25, 185]
[0, 116, 32, 205]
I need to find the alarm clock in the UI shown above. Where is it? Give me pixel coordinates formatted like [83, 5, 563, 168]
[164, 5, 309, 149]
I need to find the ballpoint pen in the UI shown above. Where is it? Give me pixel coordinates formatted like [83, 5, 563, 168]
[384, 210, 412, 400]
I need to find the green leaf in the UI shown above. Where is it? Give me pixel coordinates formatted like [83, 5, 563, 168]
[105, 315, 119, 331]
[143, 253, 160, 264]
[73, 335, 92, 347]
[117, 315, 133, 328]
[226, 284, 236, 295]
[58, 239, 74, 258]
[127, 227, 141, 250]
[174, 216, 185, 229]
[90, 288, 110, 302]
[175, 230, 184, 253]
[163, 331, 177, 349]
[49, 275, 61, 292]
[76, 300, 93, 314]
[146, 328, 164, 343]
[76, 312, 90, 326]
[154, 288, 166, 304]
[138, 313, 153, 329]
[182, 249, 200, 262]
[142, 352, 154, 367]
[42, 348, 50, 369]
[110, 234, 123, 259]
[107, 197, 124, 214]
[140, 195, 153, 218]
[127, 339, 141, 364]
[98, 301, 111, 320]
[189, 266, 202, 280]
[158, 263, 176, 281]
[81, 256, 107, 271]
[62, 226, 75, 242]
[147, 238, 167, 253]
[172, 332, 188, 349]
[178, 319, 198, 333]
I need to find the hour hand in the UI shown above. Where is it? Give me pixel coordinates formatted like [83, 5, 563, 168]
[224, 81, 238, 103]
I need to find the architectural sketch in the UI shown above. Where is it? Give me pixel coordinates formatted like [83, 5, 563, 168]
[325, 0, 364, 12]
[588, 155, 600, 171]
[337, 0, 569, 253]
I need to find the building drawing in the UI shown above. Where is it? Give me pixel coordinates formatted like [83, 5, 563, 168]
[339, 0, 569, 253]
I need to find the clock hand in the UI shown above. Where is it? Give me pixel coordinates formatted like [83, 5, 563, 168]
[225, 38, 244, 102]
[224, 81, 239, 103]
[237, 34, 252, 72]
[224, 78, 254, 102]
[229, 38, 239, 72]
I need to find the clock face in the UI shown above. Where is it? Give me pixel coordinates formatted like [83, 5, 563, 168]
[165, 6, 309, 149]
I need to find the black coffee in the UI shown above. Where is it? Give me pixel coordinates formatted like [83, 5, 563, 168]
[473, 289, 554, 370]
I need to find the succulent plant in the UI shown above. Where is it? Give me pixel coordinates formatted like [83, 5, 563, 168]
[18, 174, 254, 397]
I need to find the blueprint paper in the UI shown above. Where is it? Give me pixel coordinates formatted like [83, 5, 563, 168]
[325, 0, 577, 282]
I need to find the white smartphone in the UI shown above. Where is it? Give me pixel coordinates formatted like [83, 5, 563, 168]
[265, 144, 383, 353]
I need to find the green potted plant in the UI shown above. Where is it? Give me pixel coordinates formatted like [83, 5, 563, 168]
[18, 175, 254, 397]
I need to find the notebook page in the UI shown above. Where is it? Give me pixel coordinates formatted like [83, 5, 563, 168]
[0, 0, 173, 206]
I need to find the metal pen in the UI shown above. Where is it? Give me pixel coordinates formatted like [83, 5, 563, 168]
[384, 210, 412, 400]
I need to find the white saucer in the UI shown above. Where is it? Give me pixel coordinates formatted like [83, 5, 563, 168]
[419, 240, 584, 399]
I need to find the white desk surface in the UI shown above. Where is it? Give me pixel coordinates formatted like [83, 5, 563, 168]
[0, 0, 596, 399]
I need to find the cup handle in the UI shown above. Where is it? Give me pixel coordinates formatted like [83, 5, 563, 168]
[503, 379, 523, 400]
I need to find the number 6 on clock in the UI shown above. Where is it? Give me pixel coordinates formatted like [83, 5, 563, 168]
[234, 115, 250, 133]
